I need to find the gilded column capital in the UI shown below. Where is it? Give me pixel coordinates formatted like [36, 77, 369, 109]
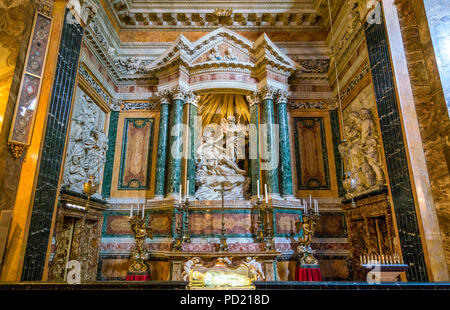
[258, 86, 276, 101]
[275, 90, 290, 105]
[157, 90, 171, 105]
[171, 85, 188, 101]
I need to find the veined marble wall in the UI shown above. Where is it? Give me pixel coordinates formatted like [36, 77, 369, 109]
[423, 0, 450, 116]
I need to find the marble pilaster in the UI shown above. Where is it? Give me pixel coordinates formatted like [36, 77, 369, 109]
[275, 91, 293, 197]
[154, 92, 171, 198]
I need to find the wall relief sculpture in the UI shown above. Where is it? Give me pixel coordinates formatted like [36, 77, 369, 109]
[339, 108, 385, 198]
[195, 117, 250, 201]
[63, 92, 107, 196]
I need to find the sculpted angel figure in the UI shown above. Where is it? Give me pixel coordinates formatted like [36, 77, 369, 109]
[182, 257, 201, 281]
[220, 115, 248, 162]
[208, 46, 222, 61]
[242, 257, 265, 280]
[196, 127, 245, 176]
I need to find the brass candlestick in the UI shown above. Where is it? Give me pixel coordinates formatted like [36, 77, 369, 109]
[264, 199, 275, 251]
[173, 202, 183, 252]
[128, 215, 153, 273]
[255, 198, 265, 242]
[218, 183, 228, 252]
[182, 198, 191, 244]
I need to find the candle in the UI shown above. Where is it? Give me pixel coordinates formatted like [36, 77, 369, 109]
[142, 203, 145, 219]
[314, 199, 318, 214]
[186, 180, 189, 200]
[309, 194, 312, 209]
[179, 184, 182, 204]
[264, 183, 268, 204]
[130, 205, 133, 217]
[257, 180, 260, 200]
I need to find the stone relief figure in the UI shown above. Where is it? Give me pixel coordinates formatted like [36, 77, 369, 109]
[207, 46, 222, 61]
[63, 94, 107, 196]
[195, 121, 250, 201]
[224, 47, 238, 61]
[242, 257, 265, 280]
[339, 108, 385, 198]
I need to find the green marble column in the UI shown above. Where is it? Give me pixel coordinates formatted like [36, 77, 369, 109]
[166, 90, 185, 197]
[248, 94, 260, 197]
[187, 93, 198, 197]
[260, 88, 279, 196]
[154, 94, 170, 198]
[276, 93, 293, 197]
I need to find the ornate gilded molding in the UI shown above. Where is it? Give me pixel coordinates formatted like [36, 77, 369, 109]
[288, 101, 327, 110]
[121, 101, 159, 111]
[35, 0, 53, 17]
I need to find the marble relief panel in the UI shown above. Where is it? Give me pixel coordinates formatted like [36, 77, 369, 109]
[62, 87, 107, 194]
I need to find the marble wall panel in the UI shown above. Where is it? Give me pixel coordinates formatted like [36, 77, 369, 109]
[292, 117, 330, 190]
[118, 118, 154, 190]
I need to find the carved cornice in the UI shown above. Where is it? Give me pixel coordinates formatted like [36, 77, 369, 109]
[104, 1, 325, 30]
[78, 65, 110, 105]
[332, 62, 370, 105]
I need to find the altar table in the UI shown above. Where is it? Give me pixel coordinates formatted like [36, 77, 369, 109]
[295, 264, 322, 281]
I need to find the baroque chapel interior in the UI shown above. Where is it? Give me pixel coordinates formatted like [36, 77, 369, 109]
[0, 0, 449, 288]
